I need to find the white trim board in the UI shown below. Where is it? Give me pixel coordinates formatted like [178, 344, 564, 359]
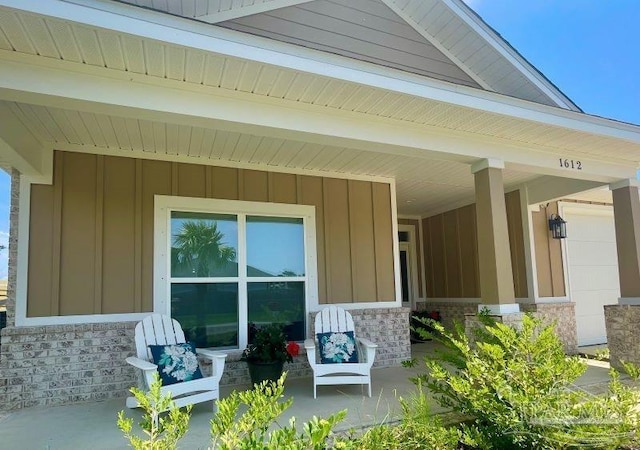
[399, 223, 420, 310]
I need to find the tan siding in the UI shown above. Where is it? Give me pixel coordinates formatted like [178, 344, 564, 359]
[457, 205, 479, 297]
[27, 151, 396, 316]
[141, 160, 172, 312]
[428, 215, 447, 297]
[102, 156, 136, 314]
[532, 209, 553, 297]
[211, 166, 239, 200]
[269, 172, 297, 204]
[243, 169, 268, 202]
[532, 202, 566, 297]
[422, 192, 528, 299]
[27, 183, 54, 317]
[59, 152, 96, 315]
[443, 210, 462, 297]
[348, 180, 377, 301]
[298, 175, 327, 303]
[422, 217, 435, 298]
[547, 203, 566, 296]
[372, 183, 395, 301]
[323, 178, 353, 302]
[506, 191, 528, 298]
[177, 162, 207, 198]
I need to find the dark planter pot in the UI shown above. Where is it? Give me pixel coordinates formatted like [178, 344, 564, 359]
[247, 360, 284, 386]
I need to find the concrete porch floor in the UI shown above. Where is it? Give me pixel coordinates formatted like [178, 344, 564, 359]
[0, 344, 615, 450]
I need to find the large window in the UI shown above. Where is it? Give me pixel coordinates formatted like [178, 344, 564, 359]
[155, 197, 317, 350]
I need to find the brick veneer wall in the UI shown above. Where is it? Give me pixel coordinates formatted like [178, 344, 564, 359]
[418, 300, 577, 354]
[0, 322, 138, 410]
[521, 302, 577, 354]
[605, 304, 640, 368]
[417, 301, 479, 331]
[0, 307, 410, 410]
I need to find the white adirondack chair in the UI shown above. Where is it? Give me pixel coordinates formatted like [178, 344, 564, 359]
[125, 314, 227, 410]
[304, 306, 378, 398]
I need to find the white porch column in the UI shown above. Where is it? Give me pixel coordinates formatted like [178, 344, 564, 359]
[471, 159, 518, 314]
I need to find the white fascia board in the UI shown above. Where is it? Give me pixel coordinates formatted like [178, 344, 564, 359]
[3, 0, 639, 141]
[443, 0, 579, 111]
[196, 0, 315, 24]
[0, 51, 637, 183]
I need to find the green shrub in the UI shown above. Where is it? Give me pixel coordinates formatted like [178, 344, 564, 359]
[419, 314, 640, 449]
[339, 383, 461, 450]
[210, 373, 346, 449]
[117, 373, 191, 450]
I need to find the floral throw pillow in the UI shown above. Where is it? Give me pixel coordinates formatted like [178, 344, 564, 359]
[317, 331, 359, 364]
[148, 342, 203, 386]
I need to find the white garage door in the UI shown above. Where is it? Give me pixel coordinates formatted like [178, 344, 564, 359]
[563, 206, 620, 346]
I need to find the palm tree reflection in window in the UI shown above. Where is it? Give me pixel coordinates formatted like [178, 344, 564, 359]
[172, 220, 237, 346]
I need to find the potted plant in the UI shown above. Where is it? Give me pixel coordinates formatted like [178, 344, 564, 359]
[242, 323, 300, 385]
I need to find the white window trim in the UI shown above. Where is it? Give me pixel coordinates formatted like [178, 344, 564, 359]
[154, 195, 318, 348]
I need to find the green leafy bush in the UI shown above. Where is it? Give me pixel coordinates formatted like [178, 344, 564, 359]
[419, 314, 640, 449]
[338, 383, 461, 450]
[117, 373, 191, 450]
[210, 373, 346, 449]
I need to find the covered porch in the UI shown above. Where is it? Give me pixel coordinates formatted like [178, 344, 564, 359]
[1, 0, 640, 412]
[0, 343, 615, 449]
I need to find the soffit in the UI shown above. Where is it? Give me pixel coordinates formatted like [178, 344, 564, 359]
[0, 7, 638, 166]
[2, 100, 540, 216]
[114, 0, 574, 108]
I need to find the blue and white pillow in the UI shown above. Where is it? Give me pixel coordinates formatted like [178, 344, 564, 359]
[148, 342, 203, 386]
[317, 331, 359, 364]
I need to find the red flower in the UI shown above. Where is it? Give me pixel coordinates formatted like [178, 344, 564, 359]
[286, 341, 300, 357]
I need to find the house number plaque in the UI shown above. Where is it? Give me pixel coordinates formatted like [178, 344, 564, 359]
[559, 158, 582, 170]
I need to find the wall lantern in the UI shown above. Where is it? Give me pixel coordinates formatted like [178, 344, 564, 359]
[548, 214, 567, 239]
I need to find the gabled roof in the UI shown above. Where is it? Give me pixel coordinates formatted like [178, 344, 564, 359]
[115, 0, 579, 110]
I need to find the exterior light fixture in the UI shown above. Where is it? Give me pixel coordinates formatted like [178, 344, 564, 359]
[548, 214, 567, 239]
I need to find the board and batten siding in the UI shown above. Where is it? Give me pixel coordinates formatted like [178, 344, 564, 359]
[422, 191, 528, 299]
[532, 201, 566, 297]
[219, 0, 480, 88]
[26, 151, 396, 317]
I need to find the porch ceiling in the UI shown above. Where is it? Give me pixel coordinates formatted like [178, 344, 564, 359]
[0, 1, 639, 217]
[0, 2, 638, 165]
[1, 100, 539, 216]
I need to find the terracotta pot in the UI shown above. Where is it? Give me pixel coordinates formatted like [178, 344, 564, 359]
[247, 360, 284, 386]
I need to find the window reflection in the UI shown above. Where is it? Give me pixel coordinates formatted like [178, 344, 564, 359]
[171, 283, 238, 348]
[171, 212, 238, 278]
[247, 281, 305, 342]
[246, 216, 305, 277]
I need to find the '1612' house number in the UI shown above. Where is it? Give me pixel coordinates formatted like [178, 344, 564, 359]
[559, 158, 582, 170]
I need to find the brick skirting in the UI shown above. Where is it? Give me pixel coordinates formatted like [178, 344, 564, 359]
[0, 306, 410, 410]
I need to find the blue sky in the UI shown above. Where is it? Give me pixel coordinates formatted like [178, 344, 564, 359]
[0, 1, 637, 278]
[464, 0, 640, 125]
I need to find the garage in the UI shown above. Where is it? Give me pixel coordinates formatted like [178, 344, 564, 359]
[561, 203, 620, 346]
